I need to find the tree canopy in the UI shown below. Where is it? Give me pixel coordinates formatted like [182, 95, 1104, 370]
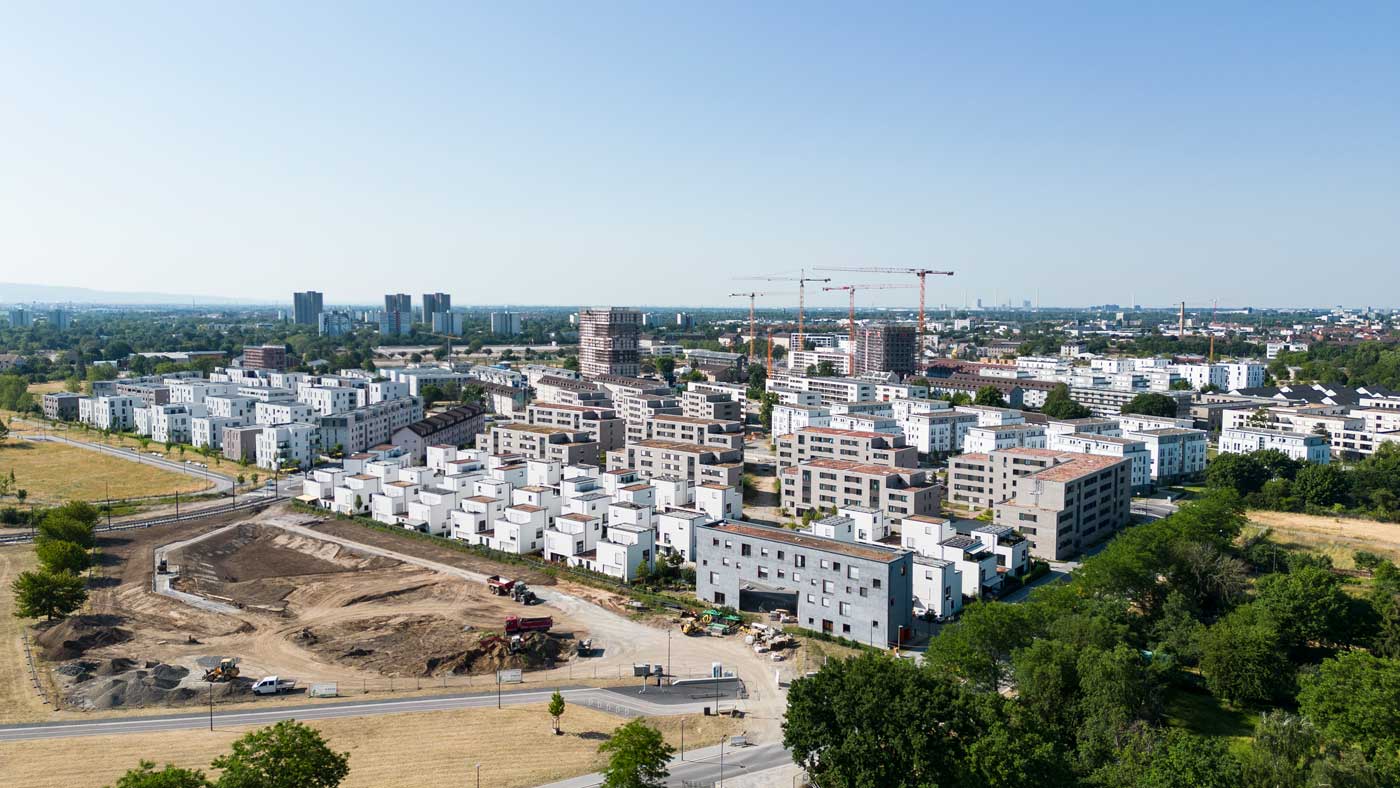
[1120, 392, 1180, 417]
[597, 719, 675, 788]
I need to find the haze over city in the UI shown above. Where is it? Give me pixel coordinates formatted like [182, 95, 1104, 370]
[3, 3, 1398, 307]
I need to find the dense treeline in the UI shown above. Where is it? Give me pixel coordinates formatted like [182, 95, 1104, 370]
[1208, 446, 1400, 521]
[1272, 342, 1400, 390]
[784, 490, 1400, 786]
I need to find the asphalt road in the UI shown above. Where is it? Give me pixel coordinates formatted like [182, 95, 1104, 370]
[0, 685, 718, 743]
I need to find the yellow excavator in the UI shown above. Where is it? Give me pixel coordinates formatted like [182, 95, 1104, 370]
[203, 657, 240, 682]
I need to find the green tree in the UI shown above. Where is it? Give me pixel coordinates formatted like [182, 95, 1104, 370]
[106, 761, 211, 788]
[548, 689, 566, 734]
[11, 569, 87, 620]
[0, 419, 9, 446]
[1240, 711, 1321, 788]
[1206, 453, 1270, 496]
[37, 513, 96, 550]
[1292, 462, 1348, 508]
[973, 385, 1007, 407]
[1297, 652, 1400, 761]
[815, 360, 836, 377]
[1150, 590, 1205, 665]
[211, 720, 350, 788]
[924, 601, 1035, 692]
[1120, 392, 1180, 417]
[597, 719, 675, 788]
[36, 539, 91, 575]
[1095, 726, 1242, 788]
[1256, 565, 1352, 647]
[1041, 383, 1091, 419]
[52, 500, 100, 527]
[654, 356, 675, 378]
[784, 652, 974, 786]
[1199, 604, 1291, 706]
[758, 391, 779, 432]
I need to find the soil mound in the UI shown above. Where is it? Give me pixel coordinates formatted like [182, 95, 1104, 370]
[36, 616, 133, 661]
[59, 658, 247, 710]
[300, 615, 575, 677]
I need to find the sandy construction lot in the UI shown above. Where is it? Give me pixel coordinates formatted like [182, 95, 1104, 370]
[39, 507, 589, 711]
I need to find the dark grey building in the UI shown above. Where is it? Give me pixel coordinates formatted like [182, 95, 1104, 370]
[292, 291, 323, 326]
[422, 292, 451, 322]
[42, 392, 84, 421]
[695, 521, 915, 647]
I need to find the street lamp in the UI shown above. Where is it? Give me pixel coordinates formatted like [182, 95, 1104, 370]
[719, 736, 725, 787]
[679, 718, 685, 761]
[474, 762, 482, 788]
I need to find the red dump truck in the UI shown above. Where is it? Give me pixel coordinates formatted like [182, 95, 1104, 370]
[486, 576, 516, 596]
[504, 616, 553, 634]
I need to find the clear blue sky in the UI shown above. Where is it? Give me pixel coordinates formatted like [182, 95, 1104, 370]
[2, 2, 1396, 308]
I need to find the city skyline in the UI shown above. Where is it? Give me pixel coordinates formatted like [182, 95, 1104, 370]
[3, 4, 1397, 307]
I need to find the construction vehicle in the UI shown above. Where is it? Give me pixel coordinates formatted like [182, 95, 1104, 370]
[486, 575, 516, 596]
[203, 657, 240, 682]
[681, 619, 705, 636]
[504, 615, 553, 635]
[510, 583, 538, 605]
[251, 676, 297, 695]
[157, 558, 169, 574]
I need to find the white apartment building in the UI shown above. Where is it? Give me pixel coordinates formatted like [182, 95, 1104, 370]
[1115, 413, 1195, 432]
[829, 413, 902, 434]
[767, 375, 874, 405]
[771, 404, 831, 438]
[256, 401, 315, 426]
[302, 386, 360, 416]
[255, 423, 319, 469]
[79, 395, 138, 431]
[205, 395, 256, 421]
[192, 415, 243, 449]
[1127, 428, 1208, 484]
[963, 424, 1047, 454]
[891, 397, 949, 422]
[1219, 427, 1331, 464]
[1047, 432, 1152, 490]
[167, 380, 236, 405]
[953, 405, 1026, 427]
[900, 410, 980, 455]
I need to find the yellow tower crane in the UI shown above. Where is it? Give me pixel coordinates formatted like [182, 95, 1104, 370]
[815, 267, 954, 354]
[728, 291, 797, 362]
[733, 271, 831, 349]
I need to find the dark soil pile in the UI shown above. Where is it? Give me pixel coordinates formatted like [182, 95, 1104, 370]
[36, 615, 133, 661]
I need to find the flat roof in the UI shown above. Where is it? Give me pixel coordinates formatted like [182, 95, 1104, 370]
[801, 426, 891, 440]
[800, 458, 915, 477]
[1031, 454, 1127, 482]
[557, 512, 597, 522]
[632, 439, 713, 452]
[706, 521, 906, 563]
[510, 504, 545, 513]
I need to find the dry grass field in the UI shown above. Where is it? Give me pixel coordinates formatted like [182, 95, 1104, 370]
[1247, 509, 1400, 569]
[0, 440, 213, 503]
[0, 546, 54, 724]
[0, 705, 740, 788]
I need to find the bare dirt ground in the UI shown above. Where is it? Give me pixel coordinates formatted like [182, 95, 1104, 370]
[312, 518, 558, 585]
[0, 546, 55, 723]
[42, 508, 592, 711]
[0, 704, 741, 788]
[1247, 509, 1400, 569]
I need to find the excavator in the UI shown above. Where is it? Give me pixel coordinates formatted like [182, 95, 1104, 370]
[203, 657, 240, 682]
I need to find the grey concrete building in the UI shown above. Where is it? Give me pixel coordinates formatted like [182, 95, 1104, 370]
[695, 521, 914, 646]
[42, 392, 84, 421]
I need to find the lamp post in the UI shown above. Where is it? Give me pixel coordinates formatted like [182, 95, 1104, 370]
[719, 736, 725, 787]
[680, 718, 685, 761]
[474, 762, 482, 788]
[666, 629, 672, 693]
[207, 680, 214, 731]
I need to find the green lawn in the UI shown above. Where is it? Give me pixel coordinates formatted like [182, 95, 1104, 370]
[1165, 686, 1259, 757]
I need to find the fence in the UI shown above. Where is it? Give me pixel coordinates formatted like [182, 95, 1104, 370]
[20, 631, 59, 711]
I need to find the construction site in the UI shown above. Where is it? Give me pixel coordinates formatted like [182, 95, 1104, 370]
[37, 507, 591, 710]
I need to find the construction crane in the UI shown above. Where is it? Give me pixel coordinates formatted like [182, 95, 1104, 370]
[733, 270, 832, 348]
[821, 284, 918, 374]
[729, 291, 797, 362]
[815, 267, 954, 351]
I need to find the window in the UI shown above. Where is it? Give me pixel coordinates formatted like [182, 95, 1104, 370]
[820, 559, 830, 570]
[839, 601, 851, 616]
[873, 578, 882, 588]
[859, 586, 867, 597]
[757, 566, 769, 579]
[760, 547, 769, 557]
[740, 543, 751, 557]
[721, 557, 730, 566]
[777, 550, 785, 560]
[847, 566, 860, 580]
[822, 580, 835, 594]
[821, 597, 830, 607]
[794, 554, 806, 568]
[806, 594, 815, 603]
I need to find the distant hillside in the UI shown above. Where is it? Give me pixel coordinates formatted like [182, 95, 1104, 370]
[0, 282, 256, 306]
